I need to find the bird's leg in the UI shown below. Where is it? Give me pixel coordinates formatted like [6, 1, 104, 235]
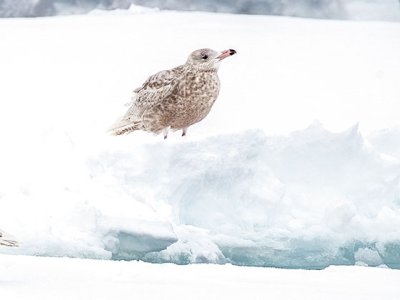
[182, 127, 188, 137]
[163, 127, 169, 139]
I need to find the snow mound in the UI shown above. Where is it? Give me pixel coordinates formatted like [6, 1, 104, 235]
[1, 124, 400, 269]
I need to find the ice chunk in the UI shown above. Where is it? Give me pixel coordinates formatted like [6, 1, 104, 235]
[108, 231, 177, 260]
[355, 248, 383, 267]
[144, 226, 226, 264]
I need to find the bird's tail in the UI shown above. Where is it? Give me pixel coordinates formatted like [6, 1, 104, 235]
[0, 230, 18, 247]
[108, 118, 143, 136]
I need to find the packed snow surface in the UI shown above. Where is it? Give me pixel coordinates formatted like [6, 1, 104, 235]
[0, 11, 400, 269]
[1, 254, 400, 300]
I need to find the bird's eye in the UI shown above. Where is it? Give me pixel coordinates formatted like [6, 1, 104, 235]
[201, 54, 208, 60]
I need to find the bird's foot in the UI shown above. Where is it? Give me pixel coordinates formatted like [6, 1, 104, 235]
[181, 127, 188, 137]
[163, 127, 170, 140]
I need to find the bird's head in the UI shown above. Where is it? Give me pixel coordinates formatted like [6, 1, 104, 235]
[186, 48, 236, 71]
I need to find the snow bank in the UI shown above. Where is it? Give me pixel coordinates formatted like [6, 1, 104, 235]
[1, 124, 400, 268]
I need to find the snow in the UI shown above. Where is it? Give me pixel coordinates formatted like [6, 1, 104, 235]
[1, 254, 400, 300]
[0, 9, 400, 272]
[1, 0, 399, 21]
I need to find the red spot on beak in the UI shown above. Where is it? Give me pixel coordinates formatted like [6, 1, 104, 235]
[217, 49, 236, 61]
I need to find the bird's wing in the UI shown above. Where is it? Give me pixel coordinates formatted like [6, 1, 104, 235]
[123, 65, 185, 120]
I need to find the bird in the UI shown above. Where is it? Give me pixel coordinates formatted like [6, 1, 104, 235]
[0, 229, 18, 247]
[109, 48, 236, 139]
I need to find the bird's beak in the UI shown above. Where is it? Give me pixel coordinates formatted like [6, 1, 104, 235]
[217, 49, 236, 61]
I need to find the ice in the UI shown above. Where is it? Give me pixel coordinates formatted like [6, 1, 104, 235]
[144, 226, 227, 264]
[0, 11, 400, 269]
[355, 248, 383, 267]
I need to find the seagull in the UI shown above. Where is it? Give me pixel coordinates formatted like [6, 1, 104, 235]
[110, 48, 236, 139]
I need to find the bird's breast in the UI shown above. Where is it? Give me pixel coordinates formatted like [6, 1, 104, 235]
[156, 71, 221, 129]
[178, 71, 220, 104]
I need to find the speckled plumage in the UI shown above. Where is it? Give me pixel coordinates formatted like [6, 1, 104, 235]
[110, 48, 236, 138]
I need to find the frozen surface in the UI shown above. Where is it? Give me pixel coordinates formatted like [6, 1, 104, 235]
[1, 254, 400, 300]
[0, 11, 400, 269]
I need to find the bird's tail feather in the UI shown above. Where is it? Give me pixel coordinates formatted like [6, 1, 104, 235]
[0, 230, 18, 247]
[108, 118, 142, 136]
